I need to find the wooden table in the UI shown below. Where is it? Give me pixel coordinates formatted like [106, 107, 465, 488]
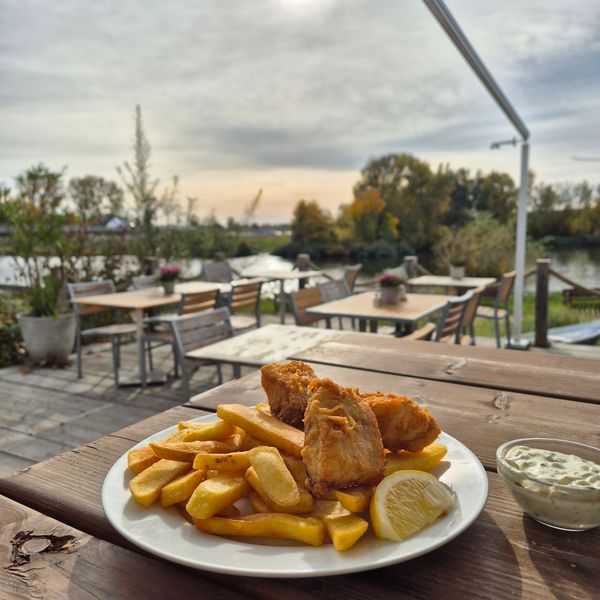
[1, 341, 599, 598]
[185, 324, 372, 374]
[72, 285, 222, 386]
[307, 291, 453, 333]
[242, 269, 323, 323]
[407, 275, 496, 293]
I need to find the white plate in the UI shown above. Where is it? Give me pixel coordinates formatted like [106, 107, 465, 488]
[102, 414, 488, 578]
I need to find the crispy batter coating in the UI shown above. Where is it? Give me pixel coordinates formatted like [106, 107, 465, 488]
[261, 361, 316, 428]
[361, 392, 441, 453]
[302, 379, 384, 497]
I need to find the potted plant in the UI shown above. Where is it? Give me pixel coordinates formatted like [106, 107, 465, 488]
[449, 256, 466, 280]
[2, 165, 77, 365]
[160, 265, 180, 294]
[378, 274, 407, 304]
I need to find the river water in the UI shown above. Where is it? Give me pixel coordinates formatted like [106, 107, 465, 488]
[2, 248, 600, 294]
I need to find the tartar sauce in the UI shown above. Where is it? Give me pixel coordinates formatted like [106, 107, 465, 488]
[504, 445, 600, 490]
[498, 444, 600, 530]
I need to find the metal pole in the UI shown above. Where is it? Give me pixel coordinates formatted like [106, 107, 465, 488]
[423, 0, 530, 348]
[511, 142, 529, 347]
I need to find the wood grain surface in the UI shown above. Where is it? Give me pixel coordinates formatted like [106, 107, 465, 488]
[2, 367, 599, 599]
[289, 340, 600, 403]
[0, 495, 244, 600]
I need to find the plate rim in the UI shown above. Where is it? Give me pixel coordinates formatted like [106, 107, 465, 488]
[102, 413, 489, 578]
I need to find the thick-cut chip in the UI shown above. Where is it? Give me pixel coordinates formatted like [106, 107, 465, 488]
[128, 446, 160, 474]
[193, 451, 251, 472]
[238, 433, 264, 451]
[181, 421, 238, 441]
[150, 438, 240, 462]
[130, 459, 190, 507]
[248, 447, 300, 507]
[194, 513, 326, 546]
[185, 475, 249, 519]
[324, 515, 369, 551]
[245, 467, 313, 514]
[310, 499, 351, 520]
[333, 486, 373, 513]
[248, 490, 271, 513]
[282, 455, 309, 488]
[128, 430, 188, 473]
[384, 443, 447, 476]
[160, 468, 206, 507]
[217, 404, 304, 458]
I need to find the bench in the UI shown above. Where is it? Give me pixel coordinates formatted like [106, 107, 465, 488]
[562, 287, 600, 307]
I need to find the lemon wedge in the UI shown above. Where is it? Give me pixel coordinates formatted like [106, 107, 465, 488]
[370, 470, 455, 541]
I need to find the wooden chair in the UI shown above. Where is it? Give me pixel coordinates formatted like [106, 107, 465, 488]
[405, 292, 472, 344]
[142, 289, 221, 382]
[475, 271, 516, 348]
[319, 279, 351, 329]
[459, 286, 485, 345]
[67, 280, 137, 385]
[227, 279, 263, 333]
[343, 264, 362, 293]
[290, 287, 331, 328]
[170, 308, 234, 396]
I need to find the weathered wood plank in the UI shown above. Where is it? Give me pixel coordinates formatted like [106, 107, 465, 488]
[186, 364, 600, 469]
[0, 495, 245, 600]
[289, 341, 600, 403]
[332, 333, 600, 373]
[0, 406, 205, 545]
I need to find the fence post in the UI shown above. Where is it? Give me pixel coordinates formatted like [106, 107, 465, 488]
[534, 258, 551, 347]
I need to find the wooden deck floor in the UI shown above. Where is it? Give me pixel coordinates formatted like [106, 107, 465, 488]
[0, 340, 247, 478]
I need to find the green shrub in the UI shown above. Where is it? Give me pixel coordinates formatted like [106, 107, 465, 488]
[0, 295, 27, 366]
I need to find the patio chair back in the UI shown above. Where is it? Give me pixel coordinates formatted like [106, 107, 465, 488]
[434, 292, 472, 343]
[202, 261, 235, 283]
[459, 286, 485, 344]
[290, 287, 329, 327]
[496, 271, 517, 307]
[228, 279, 263, 323]
[343, 264, 362, 292]
[132, 274, 158, 289]
[319, 279, 351, 302]
[67, 280, 116, 316]
[171, 308, 233, 355]
[179, 289, 221, 315]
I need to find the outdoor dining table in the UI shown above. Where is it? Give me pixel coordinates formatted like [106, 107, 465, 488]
[306, 291, 453, 334]
[1, 339, 598, 598]
[407, 275, 497, 293]
[71, 283, 225, 387]
[185, 323, 377, 376]
[241, 268, 323, 324]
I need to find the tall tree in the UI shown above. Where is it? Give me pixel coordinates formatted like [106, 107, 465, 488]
[291, 200, 332, 247]
[116, 105, 159, 257]
[472, 171, 517, 223]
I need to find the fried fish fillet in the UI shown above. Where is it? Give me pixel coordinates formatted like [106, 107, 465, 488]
[361, 392, 441, 453]
[302, 379, 384, 497]
[261, 361, 316, 428]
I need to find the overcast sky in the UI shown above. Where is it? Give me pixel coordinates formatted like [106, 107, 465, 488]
[1, 0, 599, 221]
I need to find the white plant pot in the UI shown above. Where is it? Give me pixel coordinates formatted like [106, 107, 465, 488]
[380, 286, 401, 305]
[450, 265, 465, 280]
[18, 313, 76, 366]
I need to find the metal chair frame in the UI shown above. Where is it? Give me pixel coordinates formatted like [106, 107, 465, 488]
[67, 280, 136, 385]
[476, 271, 516, 348]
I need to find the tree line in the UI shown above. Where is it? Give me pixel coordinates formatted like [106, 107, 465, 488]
[283, 153, 600, 277]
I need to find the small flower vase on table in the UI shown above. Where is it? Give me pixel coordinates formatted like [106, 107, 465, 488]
[159, 265, 180, 295]
[378, 274, 407, 305]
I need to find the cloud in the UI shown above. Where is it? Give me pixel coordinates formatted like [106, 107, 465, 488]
[0, 0, 599, 217]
